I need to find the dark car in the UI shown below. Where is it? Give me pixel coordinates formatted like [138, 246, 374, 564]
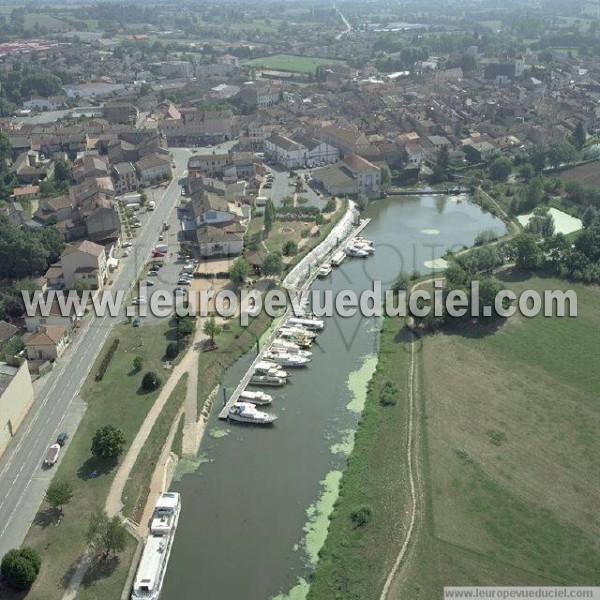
[56, 432, 69, 446]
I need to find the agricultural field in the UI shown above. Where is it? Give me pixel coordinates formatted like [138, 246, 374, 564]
[558, 160, 600, 186]
[392, 273, 600, 598]
[245, 53, 346, 74]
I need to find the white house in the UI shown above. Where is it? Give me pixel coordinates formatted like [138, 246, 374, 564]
[196, 225, 243, 258]
[265, 133, 339, 168]
[60, 240, 108, 290]
[22, 96, 67, 111]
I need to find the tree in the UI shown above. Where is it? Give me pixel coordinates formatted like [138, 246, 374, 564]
[282, 240, 298, 256]
[229, 257, 251, 284]
[546, 140, 576, 169]
[91, 425, 126, 460]
[508, 233, 542, 270]
[132, 355, 143, 373]
[264, 199, 276, 235]
[526, 211, 555, 238]
[391, 272, 410, 295]
[165, 342, 179, 360]
[572, 121, 586, 150]
[45, 480, 73, 516]
[582, 206, 597, 228]
[262, 252, 283, 277]
[202, 316, 222, 344]
[177, 316, 194, 337]
[528, 145, 546, 173]
[141, 371, 161, 392]
[86, 512, 127, 559]
[488, 156, 512, 182]
[139, 190, 148, 206]
[380, 165, 391, 188]
[53, 160, 70, 185]
[1, 548, 40, 591]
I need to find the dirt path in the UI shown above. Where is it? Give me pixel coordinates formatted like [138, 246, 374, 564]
[378, 326, 419, 600]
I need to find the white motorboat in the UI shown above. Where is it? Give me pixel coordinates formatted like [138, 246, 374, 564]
[279, 326, 317, 340]
[317, 263, 332, 278]
[228, 402, 277, 424]
[264, 350, 311, 367]
[254, 361, 289, 379]
[272, 340, 312, 358]
[131, 492, 181, 600]
[355, 236, 374, 247]
[277, 329, 314, 348]
[352, 240, 375, 254]
[288, 316, 325, 331]
[331, 250, 346, 266]
[345, 244, 369, 258]
[249, 374, 287, 387]
[240, 390, 273, 405]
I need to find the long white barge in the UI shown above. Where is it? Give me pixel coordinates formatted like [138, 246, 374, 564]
[131, 492, 181, 600]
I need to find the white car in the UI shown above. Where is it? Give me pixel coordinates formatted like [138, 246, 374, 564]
[132, 297, 147, 304]
[158, 234, 164, 241]
[177, 279, 191, 286]
[122, 241, 133, 248]
[123, 248, 131, 257]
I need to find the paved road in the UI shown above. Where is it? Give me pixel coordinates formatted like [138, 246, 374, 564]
[0, 148, 191, 560]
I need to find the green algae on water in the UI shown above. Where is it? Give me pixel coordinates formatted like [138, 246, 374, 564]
[271, 577, 310, 600]
[209, 427, 230, 439]
[346, 354, 378, 413]
[172, 453, 211, 482]
[303, 470, 343, 566]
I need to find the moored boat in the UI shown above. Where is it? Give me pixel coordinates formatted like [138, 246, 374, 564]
[345, 244, 369, 258]
[240, 390, 273, 405]
[317, 263, 332, 277]
[288, 316, 325, 331]
[331, 250, 346, 266]
[228, 402, 277, 424]
[249, 374, 287, 387]
[131, 492, 181, 600]
[264, 350, 311, 367]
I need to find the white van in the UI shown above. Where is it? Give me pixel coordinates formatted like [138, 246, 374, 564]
[147, 200, 156, 211]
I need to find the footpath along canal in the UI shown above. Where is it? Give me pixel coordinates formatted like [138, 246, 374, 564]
[161, 193, 506, 600]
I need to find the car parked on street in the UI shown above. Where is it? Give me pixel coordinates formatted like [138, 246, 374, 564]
[56, 432, 69, 446]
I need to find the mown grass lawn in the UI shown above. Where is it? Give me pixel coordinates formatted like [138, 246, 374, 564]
[121, 375, 188, 523]
[18, 320, 172, 600]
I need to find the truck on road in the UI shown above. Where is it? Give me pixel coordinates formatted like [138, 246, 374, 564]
[44, 443, 60, 467]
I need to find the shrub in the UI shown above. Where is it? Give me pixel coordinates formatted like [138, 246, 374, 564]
[350, 505, 373, 528]
[301, 228, 310, 238]
[283, 240, 298, 256]
[323, 198, 336, 213]
[379, 381, 398, 406]
[1, 548, 41, 590]
[165, 342, 179, 360]
[95, 338, 120, 381]
[132, 356, 143, 373]
[141, 371, 161, 392]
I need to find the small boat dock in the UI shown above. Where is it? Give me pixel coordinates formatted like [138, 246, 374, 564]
[217, 217, 372, 421]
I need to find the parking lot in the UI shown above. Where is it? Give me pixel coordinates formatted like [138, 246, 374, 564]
[261, 165, 328, 210]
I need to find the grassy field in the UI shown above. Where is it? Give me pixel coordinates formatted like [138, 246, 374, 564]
[245, 54, 346, 74]
[15, 320, 172, 600]
[310, 273, 600, 599]
[307, 317, 412, 600]
[395, 273, 600, 597]
[121, 375, 188, 523]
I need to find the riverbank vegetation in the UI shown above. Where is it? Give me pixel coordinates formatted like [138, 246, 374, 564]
[308, 316, 412, 600]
